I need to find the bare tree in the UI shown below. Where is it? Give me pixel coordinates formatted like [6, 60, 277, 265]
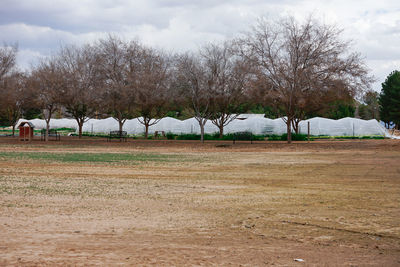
[97, 36, 140, 132]
[1, 72, 26, 136]
[240, 16, 373, 143]
[59, 44, 102, 138]
[29, 58, 64, 141]
[134, 47, 172, 138]
[203, 42, 251, 138]
[0, 44, 17, 82]
[0, 44, 22, 136]
[0, 44, 18, 108]
[175, 53, 213, 142]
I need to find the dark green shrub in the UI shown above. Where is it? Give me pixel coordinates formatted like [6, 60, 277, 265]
[211, 132, 220, 139]
[360, 135, 385, 139]
[230, 132, 253, 141]
[176, 134, 201, 140]
[175, 133, 224, 140]
[267, 134, 282, 141]
[166, 132, 176, 140]
[221, 131, 265, 141]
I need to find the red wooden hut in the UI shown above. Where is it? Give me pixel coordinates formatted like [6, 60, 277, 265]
[19, 121, 35, 141]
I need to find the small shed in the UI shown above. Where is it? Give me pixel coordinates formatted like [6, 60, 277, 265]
[19, 121, 35, 141]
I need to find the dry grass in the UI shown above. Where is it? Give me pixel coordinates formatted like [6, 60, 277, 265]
[0, 138, 399, 266]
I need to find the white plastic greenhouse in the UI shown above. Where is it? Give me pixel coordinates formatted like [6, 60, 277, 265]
[16, 116, 391, 137]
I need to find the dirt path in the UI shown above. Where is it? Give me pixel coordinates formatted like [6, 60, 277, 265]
[0, 138, 399, 266]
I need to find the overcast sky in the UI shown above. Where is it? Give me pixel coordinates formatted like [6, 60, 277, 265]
[1, 0, 399, 92]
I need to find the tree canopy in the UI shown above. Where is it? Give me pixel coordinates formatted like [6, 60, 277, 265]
[238, 16, 372, 142]
[0, 15, 375, 142]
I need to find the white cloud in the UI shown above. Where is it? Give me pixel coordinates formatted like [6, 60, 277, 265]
[16, 49, 44, 71]
[0, 23, 109, 53]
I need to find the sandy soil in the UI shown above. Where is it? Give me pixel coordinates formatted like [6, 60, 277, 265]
[0, 137, 400, 266]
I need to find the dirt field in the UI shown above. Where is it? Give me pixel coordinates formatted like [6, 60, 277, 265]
[0, 137, 399, 266]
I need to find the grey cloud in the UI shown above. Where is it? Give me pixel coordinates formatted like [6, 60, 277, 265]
[0, 0, 293, 33]
[1, 0, 399, 92]
[0, 0, 174, 32]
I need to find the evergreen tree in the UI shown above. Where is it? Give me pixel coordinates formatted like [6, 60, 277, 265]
[379, 71, 400, 129]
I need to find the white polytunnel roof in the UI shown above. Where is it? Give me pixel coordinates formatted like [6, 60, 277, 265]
[16, 115, 391, 137]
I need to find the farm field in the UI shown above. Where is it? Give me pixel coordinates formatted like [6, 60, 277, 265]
[0, 138, 399, 266]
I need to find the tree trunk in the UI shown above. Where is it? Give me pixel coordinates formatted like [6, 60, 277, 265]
[8, 109, 16, 137]
[218, 125, 224, 139]
[286, 119, 292, 144]
[200, 122, 205, 143]
[291, 120, 296, 134]
[291, 116, 302, 134]
[145, 124, 149, 139]
[44, 108, 53, 142]
[45, 121, 50, 142]
[119, 120, 124, 132]
[78, 120, 83, 139]
[293, 120, 300, 134]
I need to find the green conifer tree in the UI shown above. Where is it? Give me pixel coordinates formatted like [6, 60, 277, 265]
[379, 70, 400, 129]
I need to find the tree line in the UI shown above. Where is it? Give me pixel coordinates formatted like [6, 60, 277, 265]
[1, 16, 382, 143]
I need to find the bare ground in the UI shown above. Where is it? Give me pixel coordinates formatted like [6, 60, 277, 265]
[0, 137, 400, 266]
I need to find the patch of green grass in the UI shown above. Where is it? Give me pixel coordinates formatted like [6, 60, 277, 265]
[0, 151, 181, 163]
[53, 127, 75, 131]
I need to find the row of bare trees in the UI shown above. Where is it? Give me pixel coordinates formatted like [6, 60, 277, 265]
[1, 16, 372, 143]
[0, 44, 28, 136]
